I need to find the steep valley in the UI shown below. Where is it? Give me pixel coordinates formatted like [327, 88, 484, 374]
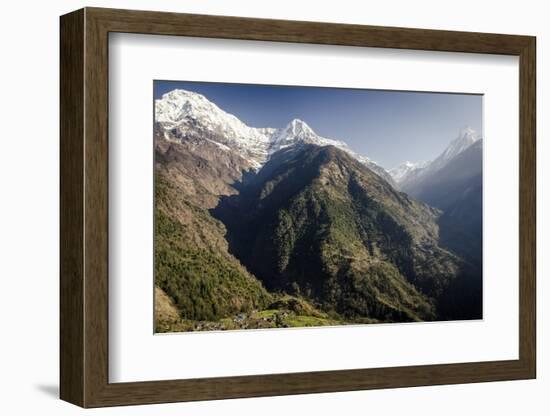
[153, 88, 483, 332]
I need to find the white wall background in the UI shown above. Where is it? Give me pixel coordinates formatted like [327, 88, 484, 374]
[0, 0, 546, 414]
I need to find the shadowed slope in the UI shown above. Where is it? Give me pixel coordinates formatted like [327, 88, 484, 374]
[213, 145, 472, 322]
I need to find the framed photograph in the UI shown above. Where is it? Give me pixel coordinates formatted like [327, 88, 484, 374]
[60, 7, 536, 408]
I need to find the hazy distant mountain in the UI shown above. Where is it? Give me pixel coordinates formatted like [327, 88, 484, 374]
[412, 140, 483, 266]
[390, 127, 481, 189]
[406, 140, 482, 211]
[389, 161, 428, 183]
[389, 127, 483, 263]
[388, 127, 483, 269]
[429, 127, 480, 170]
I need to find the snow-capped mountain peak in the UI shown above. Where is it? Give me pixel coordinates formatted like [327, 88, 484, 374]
[270, 118, 348, 152]
[156, 89, 253, 133]
[390, 127, 481, 185]
[287, 118, 314, 135]
[389, 161, 427, 183]
[156, 89, 222, 124]
[155, 89, 273, 169]
[270, 118, 317, 147]
[402, 161, 419, 169]
[155, 88, 394, 182]
[438, 126, 480, 164]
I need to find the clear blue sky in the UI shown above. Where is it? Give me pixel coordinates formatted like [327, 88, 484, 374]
[154, 80, 482, 169]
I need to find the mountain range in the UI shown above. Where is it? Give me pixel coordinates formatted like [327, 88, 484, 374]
[389, 127, 481, 188]
[154, 88, 483, 331]
[156, 89, 395, 185]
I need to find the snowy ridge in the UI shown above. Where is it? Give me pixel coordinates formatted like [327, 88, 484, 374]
[269, 119, 348, 153]
[156, 89, 274, 169]
[155, 89, 390, 181]
[389, 161, 428, 183]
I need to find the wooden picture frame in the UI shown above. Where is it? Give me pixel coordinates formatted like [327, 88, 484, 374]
[60, 7, 536, 408]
